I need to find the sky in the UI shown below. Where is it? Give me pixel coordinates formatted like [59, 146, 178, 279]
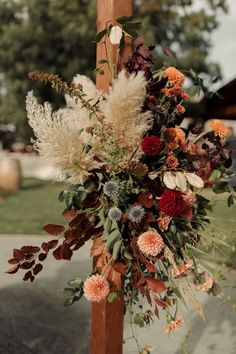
[209, 0, 236, 84]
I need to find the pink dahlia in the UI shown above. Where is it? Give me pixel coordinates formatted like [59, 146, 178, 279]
[137, 231, 165, 257]
[159, 190, 184, 216]
[83, 274, 110, 302]
[141, 135, 162, 156]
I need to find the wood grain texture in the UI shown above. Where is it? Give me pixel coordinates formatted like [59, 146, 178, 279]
[91, 1, 133, 353]
[96, 0, 133, 91]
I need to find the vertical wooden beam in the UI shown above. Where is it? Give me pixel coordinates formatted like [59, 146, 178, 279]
[96, 0, 133, 91]
[91, 1, 133, 354]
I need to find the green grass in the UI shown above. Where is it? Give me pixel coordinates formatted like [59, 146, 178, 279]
[0, 178, 65, 234]
[198, 190, 236, 267]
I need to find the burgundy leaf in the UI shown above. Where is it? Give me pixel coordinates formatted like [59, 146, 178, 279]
[48, 239, 59, 249]
[52, 245, 63, 260]
[20, 261, 35, 270]
[33, 264, 43, 275]
[8, 258, 19, 265]
[20, 246, 40, 254]
[6, 264, 20, 274]
[13, 249, 23, 261]
[41, 242, 50, 253]
[154, 305, 160, 318]
[62, 244, 73, 260]
[43, 224, 65, 235]
[38, 253, 47, 261]
[145, 289, 152, 306]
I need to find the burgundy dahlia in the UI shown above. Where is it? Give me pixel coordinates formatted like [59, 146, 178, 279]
[159, 190, 184, 216]
[141, 135, 162, 156]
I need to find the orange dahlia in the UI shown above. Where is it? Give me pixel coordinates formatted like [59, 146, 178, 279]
[83, 274, 110, 302]
[209, 119, 230, 139]
[164, 67, 185, 87]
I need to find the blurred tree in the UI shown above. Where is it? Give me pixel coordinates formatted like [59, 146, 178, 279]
[0, 0, 227, 142]
[135, 0, 227, 77]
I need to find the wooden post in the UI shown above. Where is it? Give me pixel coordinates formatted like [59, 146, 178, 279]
[91, 1, 133, 354]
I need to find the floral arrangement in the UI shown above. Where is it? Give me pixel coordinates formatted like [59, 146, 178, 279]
[7, 17, 235, 351]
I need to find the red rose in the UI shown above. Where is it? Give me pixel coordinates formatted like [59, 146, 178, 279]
[159, 190, 184, 216]
[141, 135, 162, 156]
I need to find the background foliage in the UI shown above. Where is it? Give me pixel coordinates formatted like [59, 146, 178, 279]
[0, 0, 227, 141]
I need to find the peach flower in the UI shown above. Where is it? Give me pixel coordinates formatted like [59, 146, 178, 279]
[171, 263, 192, 277]
[164, 317, 184, 333]
[84, 274, 110, 302]
[157, 213, 172, 231]
[137, 231, 165, 257]
[195, 275, 213, 292]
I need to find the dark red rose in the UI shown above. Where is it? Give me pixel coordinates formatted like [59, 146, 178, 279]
[141, 135, 162, 156]
[159, 190, 184, 216]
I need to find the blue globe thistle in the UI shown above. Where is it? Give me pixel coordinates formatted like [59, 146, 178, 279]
[127, 204, 145, 223]
[103, 181, 119, 198]
[108, 207, 122, 221]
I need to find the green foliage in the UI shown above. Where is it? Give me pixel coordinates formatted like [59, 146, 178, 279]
[63, 277, 84, 306]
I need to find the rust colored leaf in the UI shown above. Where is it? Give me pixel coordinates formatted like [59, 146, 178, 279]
[48, 239, 59, 249]
[145, 262, 157, 273]
[52, 245, 63, 260]
[33, 264, 43, 275]
[62, 208, 78, 222]
[20, 261, 35, 270]
[52, 244, 73, 260]
[41, 242, 50, 253]
[154, 305, 160, 318]
[145, 289, 152, 306]
[20, 246, 40, 254]
[6, 264, 20, 274]
[114, 261, 127, 275]
[43, 224, 65, 235]
[62, 244, 73, 260]
[154, 295, 169, 308]
[146, 278, 166, 293]
[13, 249, 23, 261]
[8, 258, 19, 265]
[138, 191, 154, 208]
[23, 271, 35, 282]
[38, 253, 47, 261]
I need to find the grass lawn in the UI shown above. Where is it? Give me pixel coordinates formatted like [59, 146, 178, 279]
[0, 178, 65, 234]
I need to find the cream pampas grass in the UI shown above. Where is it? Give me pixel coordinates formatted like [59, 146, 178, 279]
[26, 91, 102, 184]
[102, 71, 153, 140]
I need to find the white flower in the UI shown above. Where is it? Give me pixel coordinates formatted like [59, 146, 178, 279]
[109, 25, 123, 45]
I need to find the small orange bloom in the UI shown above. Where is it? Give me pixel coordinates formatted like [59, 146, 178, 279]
[209, 119, 230, 139]
[157, 212, 172, 231]
[171, 263, 192, 277]
[166, 155, 179, 168]
[175, 128, 186, 144]
[180, 91, 190, 101]
[176, 104, 185, 114]
[164, 67, 185, 88]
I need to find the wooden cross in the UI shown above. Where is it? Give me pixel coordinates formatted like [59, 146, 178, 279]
[91, 1, 133, 353]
